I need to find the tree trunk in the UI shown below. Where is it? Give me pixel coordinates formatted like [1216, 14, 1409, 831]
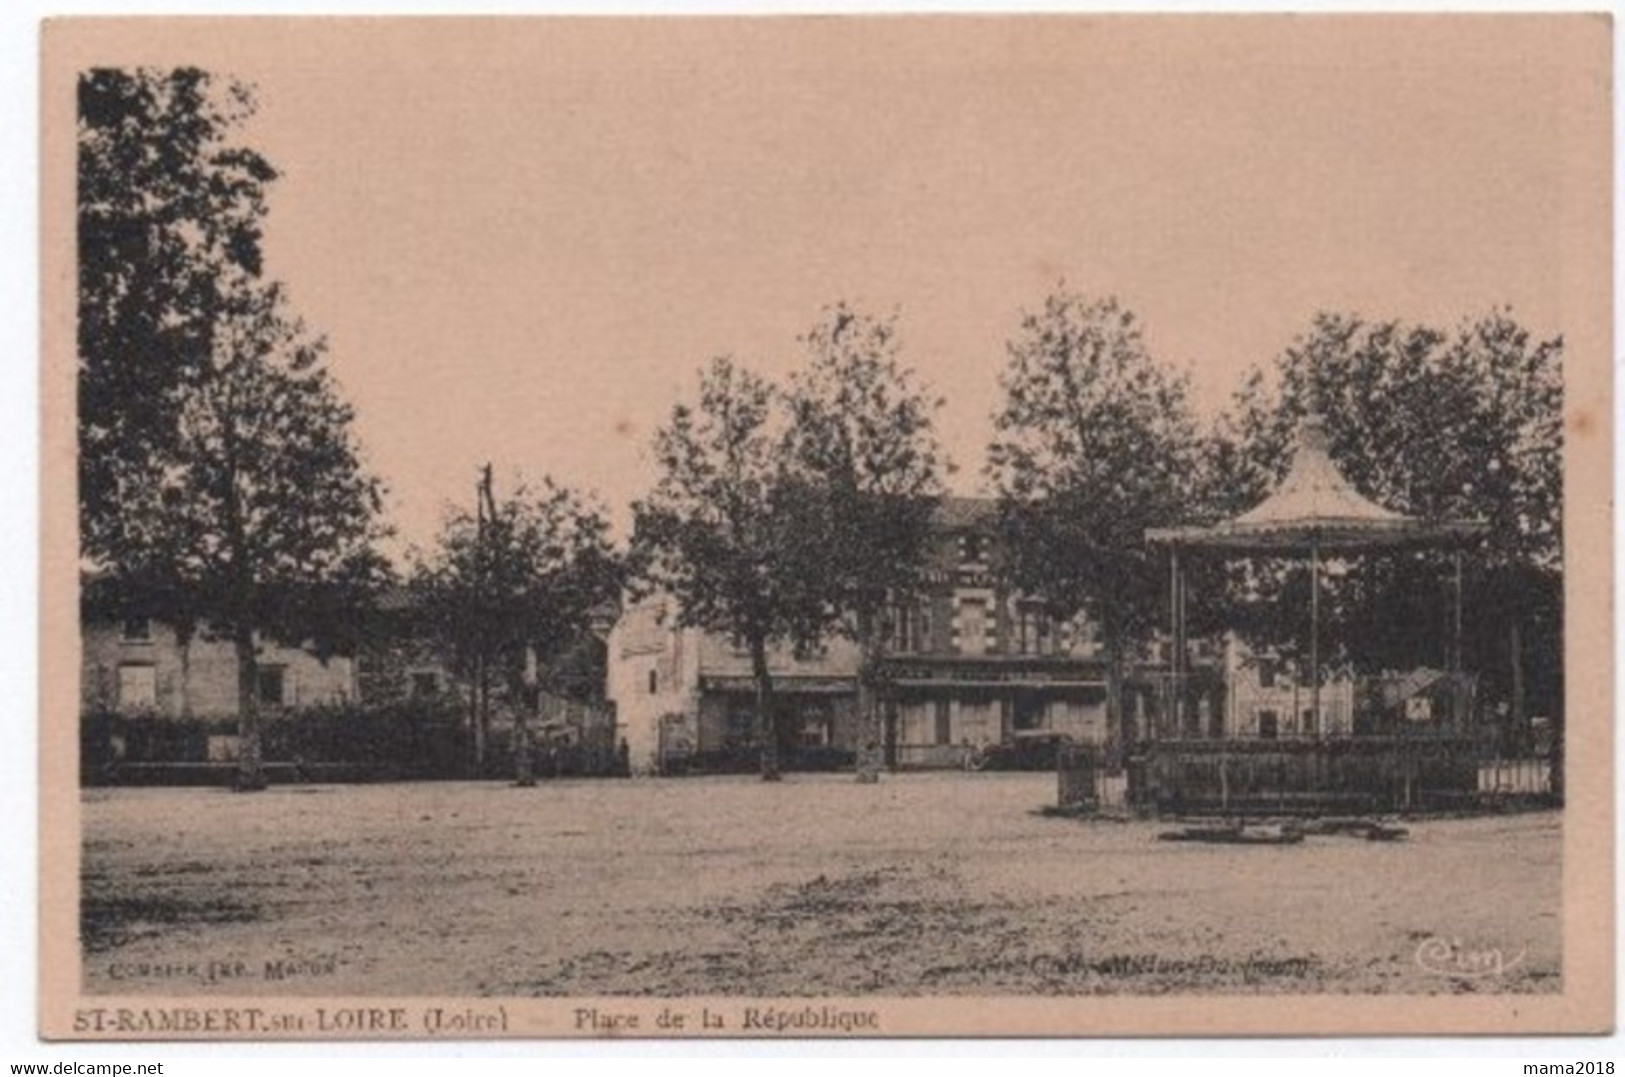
[854, 609, 883, 784]
[513, 698, 536, 788]
[473, 654, 490, 776]
[750, 635, 781, 782]
[514, 648, 537, 787]
[1103, 639, 1125, 773]
[178, 629, 193, 721]
[1551, 710, 1564, 801]
[233, 628, 266, 792]
[468, 662, 482, 776]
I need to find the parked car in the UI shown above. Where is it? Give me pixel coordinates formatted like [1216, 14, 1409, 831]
[969, 730, 1072, 771]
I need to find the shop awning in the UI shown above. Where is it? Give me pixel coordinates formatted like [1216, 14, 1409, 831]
[891, 677, 1107, 690]
[698, 675, 855, 695]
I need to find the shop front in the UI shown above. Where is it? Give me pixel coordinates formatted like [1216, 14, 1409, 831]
[882, 657, 1110, 769]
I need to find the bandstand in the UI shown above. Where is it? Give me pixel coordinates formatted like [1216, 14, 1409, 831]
[1140, 413, 1487, 814]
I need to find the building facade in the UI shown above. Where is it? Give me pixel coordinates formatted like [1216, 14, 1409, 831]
[1219, 641, 1356, 740]
[81, 614, 358, 720]
[606, 592, 862, 774]
[608, 498, 1233, 773]
[879, 498, 1115, 767]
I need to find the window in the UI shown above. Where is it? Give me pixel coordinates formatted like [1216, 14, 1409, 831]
[648, 669, 659, 695]
[1301, 707, 1317, 737]
[411, 672, 440, 698]
[957, 699, 997, 744]
[116, 664, 157, 711]
[1016, 606, 1052, 656]
[791, 639, 828, 662]
[120, 617, 151, 642]
[1256, 708, 1279, 740]
[933, 699, 952, 746]
[1258, 658, 1278, 689]
[1013, 694, 1045, 731]
[960, 533, 985, 565]
[957, 598, 987, 656]
[257, 666, 286, 707]
[890, 600, 923, 654]
[725, 706, 756, 748]
[1068, 615, 1098, 657]
[799, 701, 833, 747]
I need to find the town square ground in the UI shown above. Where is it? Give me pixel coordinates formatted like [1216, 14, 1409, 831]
[81, 772, 1560, 996]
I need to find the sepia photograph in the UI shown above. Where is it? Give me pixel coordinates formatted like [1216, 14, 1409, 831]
[39, 14, 1612, 1039]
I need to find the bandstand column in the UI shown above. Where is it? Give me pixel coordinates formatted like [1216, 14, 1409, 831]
[1168, 544, 1181, 739]
[1310, 535, 1321, 739]
[1450, 545, 1466, 734]
[1179, 556, 1191, 736]
[1451, 547, 1464, 674]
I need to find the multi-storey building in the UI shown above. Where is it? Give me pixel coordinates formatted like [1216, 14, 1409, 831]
[880, 498, 1115, 767]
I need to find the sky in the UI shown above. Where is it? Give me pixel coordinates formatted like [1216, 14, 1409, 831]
[62, 17, 1600, 556]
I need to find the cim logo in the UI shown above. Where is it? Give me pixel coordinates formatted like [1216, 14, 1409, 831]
[1414, 935, 1527, 979]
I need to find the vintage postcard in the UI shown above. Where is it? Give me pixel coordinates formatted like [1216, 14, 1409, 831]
[40, 15, 1612, 1039]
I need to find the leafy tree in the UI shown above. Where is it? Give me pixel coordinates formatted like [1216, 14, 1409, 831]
[79, 69, 385, 790]
[78, 67, 276, 552]
[1209, 311, 1562, 766]
[986, 290, 1205, 763]
[784, 304, 948, 782]
[1211, 311, 1560, 570]
[86, 278, 387, 790]
[409, 475, 626, 784]
[632, 357, 831, 781]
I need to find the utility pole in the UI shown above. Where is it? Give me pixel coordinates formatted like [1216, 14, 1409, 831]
[472, 463, 495, 773]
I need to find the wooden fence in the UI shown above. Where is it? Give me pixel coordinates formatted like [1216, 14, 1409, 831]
[1477, 758, 1552, 796]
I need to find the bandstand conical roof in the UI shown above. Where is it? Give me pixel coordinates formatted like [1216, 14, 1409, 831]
[1147, 413, 1487, 554]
